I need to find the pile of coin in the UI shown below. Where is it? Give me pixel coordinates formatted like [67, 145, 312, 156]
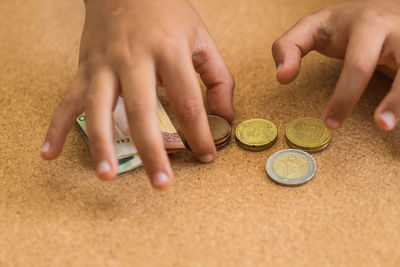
[185, 115, 232, 151]
[234, 117, 331, 186]
[208, 115, 232, 150]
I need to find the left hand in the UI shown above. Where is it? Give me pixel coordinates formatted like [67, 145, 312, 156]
[272, 0, 400, 131]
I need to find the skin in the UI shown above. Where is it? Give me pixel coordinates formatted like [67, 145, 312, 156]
[41, 0, 234, 190]
[272, 0, 400, 131]
[42, 0, 400, 190]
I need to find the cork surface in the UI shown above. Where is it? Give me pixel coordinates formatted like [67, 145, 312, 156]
[1, 0, 400, 266]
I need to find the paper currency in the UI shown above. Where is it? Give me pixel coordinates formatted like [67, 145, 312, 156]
[77, 97, 185, 174]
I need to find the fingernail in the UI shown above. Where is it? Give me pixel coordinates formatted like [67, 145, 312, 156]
[97, 160, 111, 174]
[325, 117, 340, 129]
[152, 171, 169, 187]
[199, 154, 214, 163]
[41, 142, 50, 153]
[380, 111, 395, 129]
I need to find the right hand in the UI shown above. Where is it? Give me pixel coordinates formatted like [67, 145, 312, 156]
[41, 0, 234, 190]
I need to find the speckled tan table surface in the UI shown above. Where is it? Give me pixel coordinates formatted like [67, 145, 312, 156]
[1, 0, 400, 266]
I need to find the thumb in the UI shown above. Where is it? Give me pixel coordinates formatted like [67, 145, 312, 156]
[272, 12, 329, 84]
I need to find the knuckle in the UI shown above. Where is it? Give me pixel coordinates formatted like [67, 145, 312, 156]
[84, 91, 98, 111]
[299, 14, 314, 25]
[125, 100, 149, 118]
[139, 143, 163, 162]
[60, 91, 74, 107]
[330, 94, 355, 114]
[86, 52, 105, 69]
[272, 38, 284, 53]
[347, 58, 371, 76]
[59, 91, 79, 112]
[358, 9, 387, 25]
[158, 38, 184, 61]
[176, 97, 203, 123]
[106, 43, 133, 66]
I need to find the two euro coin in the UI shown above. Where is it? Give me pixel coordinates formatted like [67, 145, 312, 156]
[266, 149, 316, 186]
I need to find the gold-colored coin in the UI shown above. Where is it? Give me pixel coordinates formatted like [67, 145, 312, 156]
[285, 117, 331, 152]
[235, 119, 278, 151]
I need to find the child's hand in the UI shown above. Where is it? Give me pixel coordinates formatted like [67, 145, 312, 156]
[41, 0, 234, 189]
[272, 0, 400, 131]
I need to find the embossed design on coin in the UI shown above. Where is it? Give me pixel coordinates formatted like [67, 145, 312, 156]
[235, 119, 277, 151]
[273, 153, 310, 179]
[285, 117, 331, 152]
[266, 149, 316, 186]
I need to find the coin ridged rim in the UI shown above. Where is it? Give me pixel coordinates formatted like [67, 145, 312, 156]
[235, 119, 278, 147]
[266, 149, 316, 186]
[215, 132, 231, 145]
[216, 137, 231, 150]
[184, 134, 232, 151]
[286, 137, 330, 153]
[235, 135, 277, 151]
[285, 117, 331, 150]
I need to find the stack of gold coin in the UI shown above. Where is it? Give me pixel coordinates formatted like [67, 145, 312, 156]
[285, 117, 331, 153]
[235, 119, 278, 151]
[208, 115, 232, 150]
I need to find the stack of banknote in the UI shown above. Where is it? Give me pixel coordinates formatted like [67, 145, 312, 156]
[76, 97, 186, 174]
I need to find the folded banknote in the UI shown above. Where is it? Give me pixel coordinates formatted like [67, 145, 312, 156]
[77, 97, 185, 174]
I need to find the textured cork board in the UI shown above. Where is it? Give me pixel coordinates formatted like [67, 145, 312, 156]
[1, 0, 400, 266]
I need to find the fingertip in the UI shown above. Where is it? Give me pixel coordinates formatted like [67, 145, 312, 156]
[40, 141, 51, 159]
[40, 141, 62, 160]
[374, 110, 396, 131]
[324, 117, 341, 130]
[198, 153, 215, 163]
[322, 108, 342, 130]
[151, 171, 173, 190]
[276, 62, 300, 85]
[96, 160, 118, 181]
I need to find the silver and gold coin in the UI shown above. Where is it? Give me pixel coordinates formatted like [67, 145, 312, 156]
[235, 119, 277, 151]
[266, 149, 316, 186]
[285, 117, 331, 153]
